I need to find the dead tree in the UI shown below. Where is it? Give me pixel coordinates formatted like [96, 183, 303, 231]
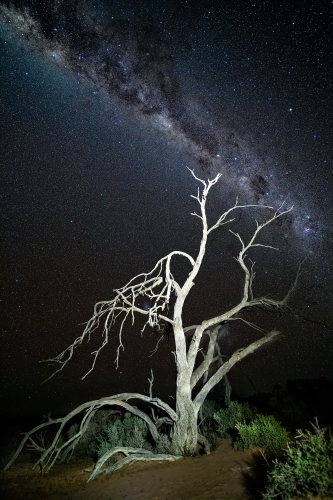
[4, 170, 299, 480]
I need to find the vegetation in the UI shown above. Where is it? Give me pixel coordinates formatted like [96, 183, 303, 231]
[213, 400, 258, 438]
[2, 397, 333, 500]
[67, 409, 117, 458]
[197, 399, 221, 444]
[67, 409, 176, 463]
[265, 387, 308, 430]
[234, 414, 288, 454]
[263, 418, 333, 499]
[95, 412, 152, 464]
[245, 378, 333, 432]
[212, 401, 288, 455]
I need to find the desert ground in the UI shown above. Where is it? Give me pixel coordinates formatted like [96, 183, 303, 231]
[1, 438, 270, 500]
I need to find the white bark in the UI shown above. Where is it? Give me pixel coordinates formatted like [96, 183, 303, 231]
[3, 394, 177, 473]
[87, 448, 182, 482]
[5, 170, 299, 479]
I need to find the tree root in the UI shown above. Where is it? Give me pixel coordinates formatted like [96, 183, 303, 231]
[197, 433, 211, 455]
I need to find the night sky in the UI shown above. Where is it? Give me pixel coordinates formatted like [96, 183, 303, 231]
[1, 0, 332, 417]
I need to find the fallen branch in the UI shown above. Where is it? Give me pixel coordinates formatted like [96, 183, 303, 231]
[87, 447, 182, 482]
[3, 393, 177, 473]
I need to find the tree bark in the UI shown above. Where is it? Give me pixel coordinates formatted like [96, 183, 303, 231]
[172, 382, 198, 455]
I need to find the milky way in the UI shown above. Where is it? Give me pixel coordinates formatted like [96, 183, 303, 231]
[1, 0, 332, 413]
[1, 0, 331, 252]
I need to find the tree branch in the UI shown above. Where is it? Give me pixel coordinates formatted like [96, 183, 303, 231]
[88, 448, 182, 482]
[41, 250, 195, 379]
[193, 330, 281, 411]
[190, 326, 220, 389]
[4, 393, 178, 473]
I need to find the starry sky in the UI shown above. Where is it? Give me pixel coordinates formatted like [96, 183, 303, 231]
[1, 0, 332, 417]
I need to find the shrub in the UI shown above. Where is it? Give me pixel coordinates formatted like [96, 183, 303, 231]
[213, 401, 257, 438]
[200, 400, 221, 422]
[155, 434, 173, 454]
[263, 419, 333, 500]
[95, 412, 151, 464]
[1, 448, 32, 468]
[122, 412, 149, 447]
[234, 414, 288, 455]
[68, 409, 116, 458]
[198, 399, 221, 443]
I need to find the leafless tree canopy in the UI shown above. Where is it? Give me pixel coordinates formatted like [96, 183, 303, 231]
[4, 170, 299, 480]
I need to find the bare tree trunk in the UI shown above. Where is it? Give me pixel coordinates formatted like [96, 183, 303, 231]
[172, 375, 198, 455]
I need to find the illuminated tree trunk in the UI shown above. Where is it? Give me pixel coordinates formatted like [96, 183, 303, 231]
[172, 369, 198, 455]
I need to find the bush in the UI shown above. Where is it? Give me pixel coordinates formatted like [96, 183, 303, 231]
[235, 414, 288, 455]
[200, 400, 221, 422]
[95, 412, 151, 464]
[155, 434, 173, 454]
[198, 399, 221, 443]
[263, 419, 333, 500]
[67, 409, 115, 458]
[213, 401, 257, 438]
[1, 448, 32, 468]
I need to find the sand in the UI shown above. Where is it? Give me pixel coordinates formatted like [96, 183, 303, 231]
[1, 439, 270, 500]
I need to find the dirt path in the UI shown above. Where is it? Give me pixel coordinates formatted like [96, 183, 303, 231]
[1, 439, 268, 500]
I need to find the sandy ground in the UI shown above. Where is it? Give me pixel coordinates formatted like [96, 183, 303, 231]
[1, 439, 270, 500]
